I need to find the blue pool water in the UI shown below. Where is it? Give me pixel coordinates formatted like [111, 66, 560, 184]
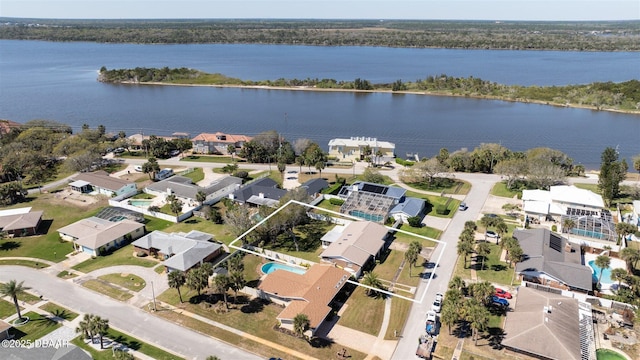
[261, 262, 307, 275]
[129, 199, 153, 207]
[588, 260, 614, 284]
[348, 210, 384, 222]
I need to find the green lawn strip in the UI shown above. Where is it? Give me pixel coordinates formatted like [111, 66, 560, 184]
[81, 279, 133, 301]
[39, 302, 79, 321]
[490, 182, 522, 198]
[0, 298, 18, 318]
[154, 265, 166, 274]
[11, 311, 61, 341]
[0, 259, 50, 269]
[374, 249, 419, 290]
[454, 248, 473, 280]
[313, 199, 342, 213]
[98, 273, 146, 292]
[181, 155, 235, 163]
[573, 183, 600, 193]
[144, 216, 174, 233]
[402, 179, 471, 195]
[57, 270, 79, 279]
[474, 243, 514, 286]
[384, 296, 412, 340]
[179, 167, 204, 183]
[71, 336, 113, 360]
[242, 254, 265, 284]
[107, 327, 183, 360]
[337, 286, 384, 336]
[72, 244, 157, 273]
[163, 216, 235, 245]
[15, 290, 42, 305]
[394, 224, 441, 243]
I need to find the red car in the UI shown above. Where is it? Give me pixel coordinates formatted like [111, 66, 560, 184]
[495, 288, 512, 299]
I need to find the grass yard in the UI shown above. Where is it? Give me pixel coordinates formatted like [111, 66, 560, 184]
[81, 279, 133, 301]
[374, 249, 420, 291]
[164, 216, 236, 245]
[403, 190, 460, 218]
[0, 298, 18, 319]
[10, 311, 61, 341]
[394, 224, 441, 243]
[0, 259, 50, 269]
[39, 302, 79, 321]
[180, 167, 204, 183]
[474, 243, 515, 286]
[403, 178, 471, 195]
[143, 216, 174, 233]
[490, 182, 522, 198]
[72, 245, 157, 273]
[72, 326, 183, 360]
[98, 274, 146, 292]
[181, 155, 235, 163]
[57, 270, 79, 279]
[337, 286, 385, 336]
[384, 296, 412, 339]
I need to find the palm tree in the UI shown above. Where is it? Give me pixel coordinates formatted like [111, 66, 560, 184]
[494, 221, 508, 244]
[464, 221, 478, 232]
[0, 280, 31, 321]
[469, 281, 495, 307]
[186, 269, 206, 297]
[440, 300, 459, 335]
[562, 218, 576, 237]
[196, 190, 207, 206]
[466, 303, 490, 345]
[361, 271, 384, 297]
[459, 229, 475, 244]
[227, 144, 236, 160]
[457, 240, 474, 269]
[75, 313, 94, 342]
[169, 198, 183, 217]
[212, 274, 230, 309]
[476, 242, 491, 271]
[595, 254, 611, 287]
[448, 276, 466, 292]
[611, 268, 628, 290]
[404, 247, 418, 277]
[94, 316, 109, 349]
[293, 313, 310, 339]
[620, 247, 640, 273]
[228, 270, 246, 304]
[168, 271, 186, 303]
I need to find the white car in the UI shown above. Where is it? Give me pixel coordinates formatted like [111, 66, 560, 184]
[425, 310, 437, 323]
[431, 298, 442, 313]
[134, 165, 143, 172]
[435, 292, 444, 302]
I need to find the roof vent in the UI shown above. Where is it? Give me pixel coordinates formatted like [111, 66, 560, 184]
[543, 306, 549, 313]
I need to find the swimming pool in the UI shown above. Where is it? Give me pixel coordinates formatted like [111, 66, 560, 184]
[348, 210, 384, 222]
[596, 349, 627, 360]
[588, 260, 615, 284]
[261, 262, 307, 275]
[129, 199, 153, 207]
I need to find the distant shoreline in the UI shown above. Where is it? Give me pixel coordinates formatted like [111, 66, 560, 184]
[120, 81, 640, 116]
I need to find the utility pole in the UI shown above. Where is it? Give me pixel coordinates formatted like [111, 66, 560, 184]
[151, 281, 157, 311]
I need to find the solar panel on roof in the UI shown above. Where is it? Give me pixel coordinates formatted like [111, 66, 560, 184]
[361, 183, 388, 194]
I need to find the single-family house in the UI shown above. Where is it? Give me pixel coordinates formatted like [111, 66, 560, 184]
[389, 197, 426, 224]
[258, 264, 350, 336]
[145, 175, 242, 207]
[191, 132, 252, 155]
[132, 230, 223, 272]
[338, 181, 406, 223]
[320, 221, 390, 277]
[229, 178, 287, 207]
[58, 217, 145, 256]
[522, 185, 615, 242]
[70, 171, 137, 197]
[0, 119, 21, 139]
[127, 133, 176, 151]
[3, 345, 92, 360]
[328, 136, 395, 162]
[0, 207, 43, 237]
[513, 228, 593, 293]
[502, 286, 595, 360]
[300, 178, 329, 197]
[0, 320, 12, 341]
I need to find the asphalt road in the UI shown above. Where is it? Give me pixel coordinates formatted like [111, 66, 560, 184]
[0, 266, 261, 360]
[391, 173, 499, 360]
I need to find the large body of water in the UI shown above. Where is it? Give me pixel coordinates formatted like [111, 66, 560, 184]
[1, 40, 639, 168]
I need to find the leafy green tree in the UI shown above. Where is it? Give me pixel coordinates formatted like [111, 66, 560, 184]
[0, 280, 31, 321]
[407, 216, 422, 227]
[620, 248, 640, 273]
[598, 147, 627, 205]
[168, 271, 186, 303]
[169, 197, 183, 216]
[361, 167, 385, 183]
[293, 313, 310, 339]
[595, 255, 611, 287]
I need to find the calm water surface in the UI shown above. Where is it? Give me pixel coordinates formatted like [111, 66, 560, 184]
[1, 40, 639, 168]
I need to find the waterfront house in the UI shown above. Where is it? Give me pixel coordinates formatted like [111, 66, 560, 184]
[502, 286, 595, 360]
[0, 207, 43, 237]
[191, 132, 252, 155]
[70, 171, 137, 197]
[58, 217, 145, 256]
[513, 228, 593, 293]
[319, 221, 390, 277]
[337, 181, 406, 223]
[258, 264, 350, 337]
[327, 136, 395, 162]
[145, 175, 242, 207]
[132, 230, 222, 272]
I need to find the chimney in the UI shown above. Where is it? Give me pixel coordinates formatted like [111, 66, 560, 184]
[259, 192, 264, 199]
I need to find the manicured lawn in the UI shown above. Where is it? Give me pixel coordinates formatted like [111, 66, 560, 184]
[72, 244, 157, 273]
[474, 243, 515, 286]
[72, 327, 183, 360]
[180, 167, 204, 183]
[11, 311, 61, 341]
[313, 198, 342, 213]
[490, 182, 522, 198]
[81, 279, 133, 301]
[0, 298, 17, 319]
[384, 296, 412, 339]
[39, 302, 79, 321]
[163, 216, 235, 245]
[374, 249, 420, 291]
[338, 286, 385, 336]
[71, 337, 114, 360]
[98, 274, 146, 292]
[403, 190, 460, 218]
[143, 216, 174, 233]
[181, 155, 235, 163]
[394, 224, 441, 243]
[57, 270, 79, 279]
[573, 182, 600, 193]
[403, 178, 471, 195]
[0, 259, 50, 268]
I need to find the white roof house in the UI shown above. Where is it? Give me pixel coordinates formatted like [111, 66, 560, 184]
[522, 185, 604, 218]
[328, 136, 395, 162]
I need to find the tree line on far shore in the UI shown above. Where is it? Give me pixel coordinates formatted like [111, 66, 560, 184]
[98, 67, 640, 113]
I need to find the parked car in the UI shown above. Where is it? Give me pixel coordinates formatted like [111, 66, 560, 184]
[134, 165, 143, 172]
[485, 230, 499, 238]
[425, 310, 437, 335]
[170, 149, 180, 157]
[431, 298, 442, 313]
[435, 292, 444, 302]
[114, 147, 125, 154]
[459, 202, 468, 211]
[491, 296, 509, 307]
[495, 288, 513, 299]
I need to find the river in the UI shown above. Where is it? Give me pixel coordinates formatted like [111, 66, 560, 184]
[0, 40, 639, 168]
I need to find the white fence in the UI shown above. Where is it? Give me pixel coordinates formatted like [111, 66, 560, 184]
[107, 199, 191, 223]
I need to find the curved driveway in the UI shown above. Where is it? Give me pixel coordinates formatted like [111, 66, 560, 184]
[0, 266, 261, 360]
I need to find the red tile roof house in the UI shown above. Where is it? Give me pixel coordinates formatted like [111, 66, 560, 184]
[191, 132, 252, 155]
[258, 264, 351, 337]
[0, 207, 43, 237]
[57, 217, 145, 256]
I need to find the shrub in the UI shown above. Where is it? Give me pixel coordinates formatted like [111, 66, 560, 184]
[329, 198, 345, 206]
[551, 224, 557, 232]
[234, 170, 249, 179]
[136, 251, 147, 257]
[148, 205, 160, 212]
[435, 205, 448, 215]
[407, 216, 423, 227]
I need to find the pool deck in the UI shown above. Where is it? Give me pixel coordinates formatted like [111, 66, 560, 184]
[584, 253, 627, 293]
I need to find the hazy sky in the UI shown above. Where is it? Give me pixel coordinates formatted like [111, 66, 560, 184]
[1, 0, 639, 21]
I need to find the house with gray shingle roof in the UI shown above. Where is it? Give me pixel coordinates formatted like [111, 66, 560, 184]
[58, 217, 145, 256]
[514, 228, 593, 292]
[229, 178, 287, 207]
[132, 230, 223, 272]
[389, 197, 425, 224]
[71, 171, 136, 197]
[145, 175, 242, 207]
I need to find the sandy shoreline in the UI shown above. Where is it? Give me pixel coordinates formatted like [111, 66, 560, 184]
[115, 80, 640, 116]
